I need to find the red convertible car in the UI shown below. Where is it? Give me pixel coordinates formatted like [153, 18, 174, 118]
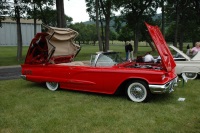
[21, 23, 178, 102]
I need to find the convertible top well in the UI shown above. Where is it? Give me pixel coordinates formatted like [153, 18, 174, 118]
[25, 25, 80, 64]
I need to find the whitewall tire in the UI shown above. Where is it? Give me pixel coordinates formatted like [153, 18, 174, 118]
[184, 72, 198, 80]
[126, 80, 150, 102]
[46, 82, 59, 91]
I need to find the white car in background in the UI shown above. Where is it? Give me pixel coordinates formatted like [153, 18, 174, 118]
[169, 45, 200, 79]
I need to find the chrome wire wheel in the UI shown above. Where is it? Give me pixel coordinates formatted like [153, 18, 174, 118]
[184, 72, 198, 80]
[46, 82, 59, 91]
[127, 81, 149, 102]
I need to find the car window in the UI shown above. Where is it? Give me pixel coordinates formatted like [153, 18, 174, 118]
[91, 52, 123, 67]
[90, 54, 97, 66]
[96, 54, 116, 66]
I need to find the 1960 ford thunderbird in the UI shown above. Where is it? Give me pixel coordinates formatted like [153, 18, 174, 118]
[21, 23, 178, 103]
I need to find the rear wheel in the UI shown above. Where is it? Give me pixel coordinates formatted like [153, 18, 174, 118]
[126, 80, 151, 102]
[184, 72, 197, 80]
[46, 82, 59, 91]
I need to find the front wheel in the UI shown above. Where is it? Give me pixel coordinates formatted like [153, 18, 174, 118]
[46, 82, 59, 91]
[183, 72, 197, 80]
[126, 80, 151, 103]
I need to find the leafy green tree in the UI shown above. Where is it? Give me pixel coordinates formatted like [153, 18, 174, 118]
[165, 0, 181, 48]
[190, 0, 200, 46]
[0, 0, 6, 27]
[118, 25, 134, 44]
[69, 23, 88, 45]
[25, 0, 55, 34]
[86, 0, 117, 52]
[165, 0, 200, 50]
[86, 24, 98, 45]
[69, 23, 98, 45]
[109, 30, 118, 44]
[6, 0, 29, 61]
[99, 0, 111, 51]
[114, 0, 158, 53]
[29, 0, 55, 24]
[158, 0, 167, 38]
[86, 0, 104, 50]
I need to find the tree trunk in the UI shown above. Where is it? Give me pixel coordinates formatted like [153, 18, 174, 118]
[134, 23, 139, 54]
[60, 0, 66, 27]
[104, 17, 110, 52]
[174, 2, 179, 47]
[95, 0, 103, 51]
[100, 16, 105, 51]
[56, 0, 66, 28]
[161, 0, 165, 38]
[99, 0, 111, 52]
[16, 20, 22, 61]
[141, 28, 156, 52]
[14, 1, 23, 61]
[33, 3, 36, 36]
[38, 3, 47, 24]
[179, 28, 183, 51]
[56, 0, 61, 27]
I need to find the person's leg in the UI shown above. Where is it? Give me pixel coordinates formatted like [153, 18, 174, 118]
[131, 51, 134, 60]
[126, 52, 128, 61]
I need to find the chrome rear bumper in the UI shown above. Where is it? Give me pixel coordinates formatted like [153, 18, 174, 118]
[149, 77, 178, 94]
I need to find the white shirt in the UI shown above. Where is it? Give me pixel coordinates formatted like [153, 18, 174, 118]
[144, 54, 155, 62]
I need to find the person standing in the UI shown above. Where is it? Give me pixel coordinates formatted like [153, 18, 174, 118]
[128, 42, 134, 60]
[125, 42, 129, 61]
[190, 42, 200, 56]
[187, 44, 190, 49]
[186, 44, 190, 55]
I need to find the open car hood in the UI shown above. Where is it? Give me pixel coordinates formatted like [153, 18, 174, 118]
[169, 44, 200, 61]
[145, 23, 176, 72]
[25, 25, 80, 64]
[169, 45, 191, 60]
[192, 51, 200, 61]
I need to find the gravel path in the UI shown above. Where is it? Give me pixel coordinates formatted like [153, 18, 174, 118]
[0, 66, 21, 80]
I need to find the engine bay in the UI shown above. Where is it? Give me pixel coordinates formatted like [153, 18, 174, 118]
[124, 62, 163, 70]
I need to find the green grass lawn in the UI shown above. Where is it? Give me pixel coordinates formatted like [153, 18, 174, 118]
[0, 78, 200, 133]
[0, 46, 29, 66]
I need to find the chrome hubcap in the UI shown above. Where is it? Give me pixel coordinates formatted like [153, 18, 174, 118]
[130, 85, 144, 99]
[49, 82, 57, 88]
[185, 73, 197, 79]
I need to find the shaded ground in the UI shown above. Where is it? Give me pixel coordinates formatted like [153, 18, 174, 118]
[0, 66, 21, 80]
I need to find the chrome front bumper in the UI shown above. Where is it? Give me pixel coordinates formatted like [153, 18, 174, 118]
[149, 77, 178, 94]
[20, 75, 26, 80]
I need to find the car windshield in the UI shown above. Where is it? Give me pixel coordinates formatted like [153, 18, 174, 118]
[91, 52, 124, 67]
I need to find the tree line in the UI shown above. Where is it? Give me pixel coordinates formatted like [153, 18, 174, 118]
[0, 0, 200, 61]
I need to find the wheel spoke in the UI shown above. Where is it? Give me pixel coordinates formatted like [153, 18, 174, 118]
[130, 85, 144, 99]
